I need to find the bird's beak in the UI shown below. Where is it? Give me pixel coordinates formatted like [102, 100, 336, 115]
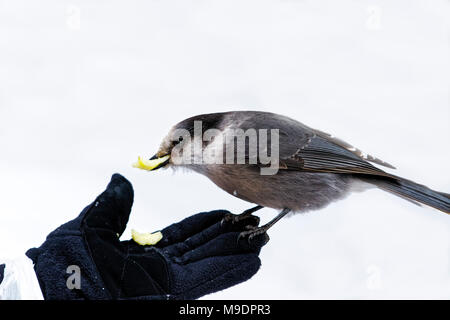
[132, 154, 170, 171]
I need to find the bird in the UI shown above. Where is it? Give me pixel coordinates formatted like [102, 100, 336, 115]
[133, 111, 450, 239]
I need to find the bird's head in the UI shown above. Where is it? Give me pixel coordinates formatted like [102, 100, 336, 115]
[133, 113, 225, 171]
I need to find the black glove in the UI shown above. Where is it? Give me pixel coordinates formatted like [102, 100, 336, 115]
[26, 174, 268, 300]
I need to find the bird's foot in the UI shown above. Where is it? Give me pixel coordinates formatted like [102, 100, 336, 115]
[238, 225, 270, 242]
[221, 212, 260, 226]
[238, 207, 290, 242]
[221, 205, 263, 226]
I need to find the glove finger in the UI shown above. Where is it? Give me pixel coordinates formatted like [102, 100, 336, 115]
[82, 173, 134, 236]
[155, 210, 229, 247]
[170, 253, 262, 300]
[160, 215, 260, 257]
[172, 231, 268, 265]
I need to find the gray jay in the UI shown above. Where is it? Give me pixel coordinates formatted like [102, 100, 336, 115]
[133, 111, 450, 239]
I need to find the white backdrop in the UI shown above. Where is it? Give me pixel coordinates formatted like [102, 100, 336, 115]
[0, 0, 449, 299]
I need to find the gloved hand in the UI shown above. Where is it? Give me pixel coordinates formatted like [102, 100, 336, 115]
[26, 174, 268, 300]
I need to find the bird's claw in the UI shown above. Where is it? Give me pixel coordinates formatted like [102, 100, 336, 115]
[220, 213, 238, 226]
[238, 226, 268, 243]
[221, 212, 260, 226]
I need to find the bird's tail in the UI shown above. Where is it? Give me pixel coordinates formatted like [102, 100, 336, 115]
[361, 175, 450, 214]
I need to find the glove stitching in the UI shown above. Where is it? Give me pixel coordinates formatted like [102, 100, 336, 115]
[80, 202, 113, 300]
[125, 255, 170, 298]
[117, 244, 130, 299]
[147, 247, 174, 297]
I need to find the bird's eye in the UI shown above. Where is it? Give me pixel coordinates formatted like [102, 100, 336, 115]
[172, 136, 184, 146]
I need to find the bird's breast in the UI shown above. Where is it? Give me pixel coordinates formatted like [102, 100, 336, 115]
[188, 164, 353, 212]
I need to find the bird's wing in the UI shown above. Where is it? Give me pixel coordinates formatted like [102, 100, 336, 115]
[312, 128, 396, 169]
[231, 111, 395, 174]
[278, 133, 393, 177]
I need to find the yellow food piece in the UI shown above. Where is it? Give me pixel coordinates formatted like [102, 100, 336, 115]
[132, 155, 170, 171]
[131, 229, 163, 246]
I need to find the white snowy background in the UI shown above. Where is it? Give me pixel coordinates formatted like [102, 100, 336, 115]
[0, 0, 449, 299]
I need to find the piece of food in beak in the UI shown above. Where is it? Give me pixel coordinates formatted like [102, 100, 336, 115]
[131, 229, 163, 246]
[132, 155, 170, 171]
